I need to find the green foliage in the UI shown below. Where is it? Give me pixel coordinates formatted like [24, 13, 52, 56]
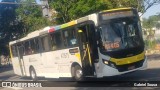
[145, 39, 156, 49]
[0, 0, 18, 55]
[49, 0, 112, 24]
[156, 23, 160, 29]
[16, 5, 52, 37]
[49, 0, 144, 24]
[142, 14, 160, 50]
[0, 0, 52, 55]
[110, 0, 138, 7]
[142, 18, 154, 29]
[142, 15, 160, 29]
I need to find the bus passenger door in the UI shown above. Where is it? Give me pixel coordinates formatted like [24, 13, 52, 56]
[77, 24, 95, 76]
[17, 44, 26, 76]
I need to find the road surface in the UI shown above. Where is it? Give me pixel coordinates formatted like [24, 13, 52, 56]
[0, 54, 160, 90]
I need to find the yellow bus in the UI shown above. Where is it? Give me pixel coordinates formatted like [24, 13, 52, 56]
[9, 7, 147, 81]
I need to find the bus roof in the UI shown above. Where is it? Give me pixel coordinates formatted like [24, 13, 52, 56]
[43, 15, 93, 34]
[47, 15, 96, 34]
[9, 26, 50, 45]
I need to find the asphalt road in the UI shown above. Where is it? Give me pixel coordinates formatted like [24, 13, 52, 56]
[0, 54, 160, 90]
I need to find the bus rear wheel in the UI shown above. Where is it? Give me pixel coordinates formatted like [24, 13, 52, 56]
[30, 67, 37, 81]
[74, 65, 83, 81]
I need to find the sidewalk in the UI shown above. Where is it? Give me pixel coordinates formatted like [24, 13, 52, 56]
[146, 53, 160, 69]
[147, 53, 160, 61]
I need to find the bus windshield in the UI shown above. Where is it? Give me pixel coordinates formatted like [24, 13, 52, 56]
[99, 16, 143, 52]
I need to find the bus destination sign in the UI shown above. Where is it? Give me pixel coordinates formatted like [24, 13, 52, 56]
[100, 10, 134, 20]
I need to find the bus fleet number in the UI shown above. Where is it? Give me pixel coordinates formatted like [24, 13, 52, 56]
[61, 53, 69, 58]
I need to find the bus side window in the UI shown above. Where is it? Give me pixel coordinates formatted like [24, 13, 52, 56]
[69, 29, 77, 46]
[24, 41, 30, 55]
[63, 30, 69, 47]
[62, 28, 77, 48]
[28, 38, 40, 54]
[50, 33, 57, 50]
[50, 31, 63, 50]
[11, 45, 18, 57]
[41, 35, 52, 52]
[30, 39, 35, 54]
[34, 38, 40, 53]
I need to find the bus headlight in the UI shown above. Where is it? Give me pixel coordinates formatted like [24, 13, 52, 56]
[104, 60, 109, 64]
[102, 59, 116, 68]
[102, 59, 109, 65]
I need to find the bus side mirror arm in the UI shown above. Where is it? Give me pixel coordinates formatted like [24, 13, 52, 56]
[96, 28, 101, 41]
[94, 59, 99, 63]
[95, 30, 101, 47]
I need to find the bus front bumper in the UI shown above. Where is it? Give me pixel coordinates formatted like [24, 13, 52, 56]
[99, 57, 147, 77]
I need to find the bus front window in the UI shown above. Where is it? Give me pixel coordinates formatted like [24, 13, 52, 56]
[100, 24, 122, 51]
[99, 17, 143, 52]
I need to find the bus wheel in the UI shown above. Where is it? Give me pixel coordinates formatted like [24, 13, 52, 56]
[74, 65, 83, 81]
[30, 67, 37, 81]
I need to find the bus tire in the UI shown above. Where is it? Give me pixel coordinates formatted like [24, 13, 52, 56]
[74, 65, 83, 81]
[30, 67, 37, 81]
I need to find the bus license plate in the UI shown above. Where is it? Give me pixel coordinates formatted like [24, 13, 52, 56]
[128, 66, 135, 70]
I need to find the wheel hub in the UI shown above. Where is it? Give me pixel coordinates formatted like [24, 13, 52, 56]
[31, 71, 35, 79]
[76, 70, 82, 78]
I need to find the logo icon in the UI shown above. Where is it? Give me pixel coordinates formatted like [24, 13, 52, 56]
[2, 82, 11, 87]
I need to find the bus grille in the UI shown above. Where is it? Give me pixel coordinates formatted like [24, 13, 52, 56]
[116, 59, 144, 72]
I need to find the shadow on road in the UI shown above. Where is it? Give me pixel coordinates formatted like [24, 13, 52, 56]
[29, 68, 160, 89]
[0, 65, 13, 73]
[17, 68, 160, 82]
[0, 68, 160, 89]
[0, 65, 16, 81]
[16, 68, 160, 87]
[1, 65, 160, 90]
[73, 87, 160, 90]
[71, 68, 160, 90]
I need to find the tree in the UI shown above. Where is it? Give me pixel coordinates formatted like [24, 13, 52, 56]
[49, 0, 160, 24]
[142, 14, 160, 49]
[0, 0, 18, 55]
[16, 4, 51, 37]
[156, 23, 160, 29]
[142, 15, 160, 29]
[49, 0, 113, 24]
[0, 0, 51, 55]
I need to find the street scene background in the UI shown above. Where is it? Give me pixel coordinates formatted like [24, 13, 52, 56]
[0, 0, 160, 90]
